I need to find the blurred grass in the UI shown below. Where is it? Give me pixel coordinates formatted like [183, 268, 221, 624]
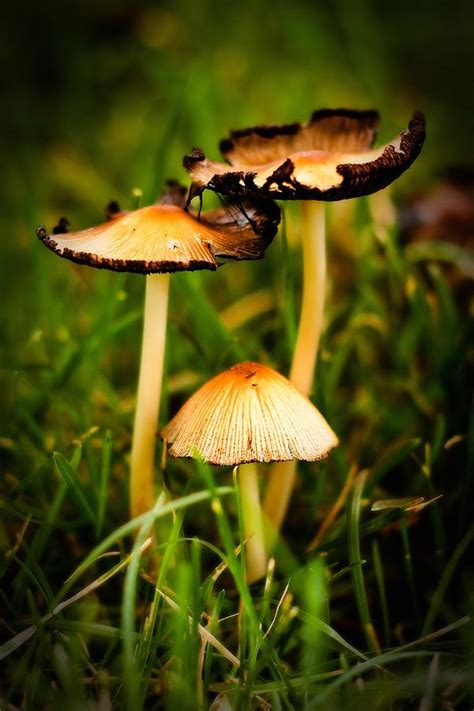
[1, 0, 474, 708]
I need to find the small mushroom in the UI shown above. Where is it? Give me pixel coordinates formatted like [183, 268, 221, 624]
[184, 110, 425, 540]
[37, 185, 280, 519]
[161, 361, 338, 582]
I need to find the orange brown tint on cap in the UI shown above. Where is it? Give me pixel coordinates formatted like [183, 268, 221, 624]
[184, 110, 425, 202]
[161, 361, 338, 466]
[37, 187, 280, 274]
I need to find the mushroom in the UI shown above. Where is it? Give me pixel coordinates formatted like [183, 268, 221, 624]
[184, 110, 425, 540]
[37, 184, 280, 519]
[161, 361, 338, 582]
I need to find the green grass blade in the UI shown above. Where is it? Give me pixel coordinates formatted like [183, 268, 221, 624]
[400, 513, 420, 629]
[195, 458, 288, 693]
[296, 610, 369, 663]
[370, 437, 421, 489]
[422, 524, 474, 636]
[96, 429, 112, 538]
[348, 470, 380, 654]
[64, 487, 233, 593]
[371, 539, 391, 647]
[309, 651, 436, 706]
[300, 560, 327, 677]
[121, 504, 159, 710]
[137, 508, 187, 706]
[53, 451, 95, 526]
[204, 589, 225, 701]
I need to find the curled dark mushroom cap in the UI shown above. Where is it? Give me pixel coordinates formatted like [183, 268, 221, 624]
[184, 110, 426, 201]
[161, 361, 338, 466]
[36, 184, 280, 274]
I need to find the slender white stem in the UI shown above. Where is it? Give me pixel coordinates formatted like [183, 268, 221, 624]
[289, 201, 326, 394]
[239, 463, 267, 583]
[263, 201, 326, 546]
[130, 273, 170, 519]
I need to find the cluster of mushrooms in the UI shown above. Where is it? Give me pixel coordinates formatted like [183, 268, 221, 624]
[38, 109, 425, 582]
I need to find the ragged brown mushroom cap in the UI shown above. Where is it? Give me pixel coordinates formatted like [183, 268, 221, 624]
[184, 110, 425, 202]
[36, 184, 280, 274]
[220, 109, 380, 166]
[161, 361, 338, 466]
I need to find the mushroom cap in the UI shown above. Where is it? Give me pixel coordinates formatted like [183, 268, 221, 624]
[37, 191, 280, 274]
[220, 108, 380, 166]
[161, 361, 338, 466]
[184, 110, 425, 202]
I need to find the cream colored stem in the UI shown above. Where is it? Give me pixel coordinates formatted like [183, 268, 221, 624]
[289, 201, 326, 394]
[263, 201, 326, 546]
[239, 463, 267, 583]
[130, 273, 170, 519]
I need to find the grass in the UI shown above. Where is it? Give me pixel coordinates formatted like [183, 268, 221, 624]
[1, 0, 474, 708]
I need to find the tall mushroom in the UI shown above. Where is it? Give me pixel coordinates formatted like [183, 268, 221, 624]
[184, 110, 426, 541]
[37, 185, 280, 519]
[161, 361, 338, 582]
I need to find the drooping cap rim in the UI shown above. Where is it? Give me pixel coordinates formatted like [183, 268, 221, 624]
[36, 224, 219, 274]
[36, 185, 281, 274]
[184, 112, 426, 202]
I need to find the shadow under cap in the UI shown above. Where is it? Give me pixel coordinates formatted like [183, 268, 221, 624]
[161, 361, 339, 466]
[184, 111, 425, 202]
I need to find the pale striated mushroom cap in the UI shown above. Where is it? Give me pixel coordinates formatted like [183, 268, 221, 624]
[161, 362, 338, 466]
[36, 186, 280, 274]
[184, 110, 425, 202]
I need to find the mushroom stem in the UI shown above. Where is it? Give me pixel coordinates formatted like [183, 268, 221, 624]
[130, 273, 170, 518]
[239, 463, 267, 584]
[290, 200, 327, 394]
[263, 201, 326, 545]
